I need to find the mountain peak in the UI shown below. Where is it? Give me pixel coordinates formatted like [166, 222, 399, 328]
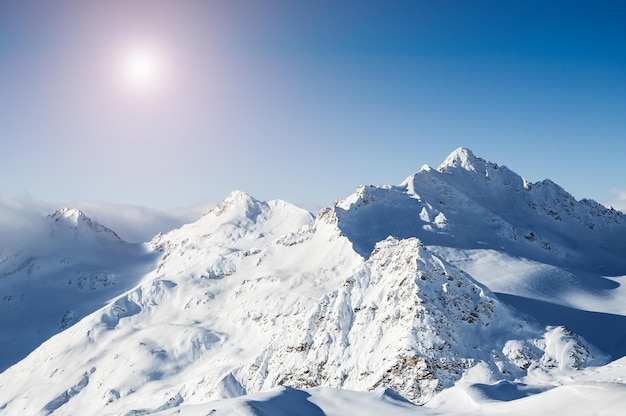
[437, 147, 485, 173]
[210, 190, 259, 217]
[48, 208, 121, 240]
[49, 207, 88, 224]
[225, 189, 255, 202]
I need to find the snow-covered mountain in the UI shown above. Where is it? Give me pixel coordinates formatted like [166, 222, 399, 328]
[1, 148, 625, 415]
[336, 148, 625, 270]
[0, 208, 156, 372]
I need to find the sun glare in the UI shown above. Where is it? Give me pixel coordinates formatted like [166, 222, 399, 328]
[118, 44, 165, 93]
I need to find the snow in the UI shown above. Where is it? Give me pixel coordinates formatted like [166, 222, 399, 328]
[1, 149, 626, 415]
[0, 209, 156, 372]
[149, 387, 439, 416]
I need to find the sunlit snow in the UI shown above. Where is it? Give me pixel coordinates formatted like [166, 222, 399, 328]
[1, 148, 625, 415]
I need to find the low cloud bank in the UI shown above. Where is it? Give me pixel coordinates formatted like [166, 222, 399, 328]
[72, 200, 215, 243]
[0, 196, 215, 248]
[0, 196, 54, 252]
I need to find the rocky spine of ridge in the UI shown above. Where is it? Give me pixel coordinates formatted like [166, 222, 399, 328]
[329, 148, 626, 271]
[241, 237, 600, 404]
[435, 148, 624, 229]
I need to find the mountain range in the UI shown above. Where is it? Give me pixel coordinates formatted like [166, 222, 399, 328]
[1, 148, 625, 415]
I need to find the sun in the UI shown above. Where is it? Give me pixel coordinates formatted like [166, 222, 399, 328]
[118, 44, 165, 93]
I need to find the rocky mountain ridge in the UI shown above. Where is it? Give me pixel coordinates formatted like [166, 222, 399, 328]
[335, 148, 625, 272]
[0, 148, 624, 415]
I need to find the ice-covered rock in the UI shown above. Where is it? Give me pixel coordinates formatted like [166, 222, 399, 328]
[243, 237, 602, 404]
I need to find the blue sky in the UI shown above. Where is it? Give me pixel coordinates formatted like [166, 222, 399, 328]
[1, 0, 625, 218]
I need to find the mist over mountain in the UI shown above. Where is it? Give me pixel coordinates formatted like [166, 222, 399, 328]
[1, 148, 625, 415]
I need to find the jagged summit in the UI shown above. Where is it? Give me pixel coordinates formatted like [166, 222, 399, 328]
[335, 149, 626, 273]
[437, 147, 484, 172]
[211, 190, 257, 215]
[403, 147, 525, 194]
[49, 207, 88, 223]
[148, 190, 317, 277]
[207, 190, 311, 221]
[48, 208, 121, 241]
[435, 147, 521, 186]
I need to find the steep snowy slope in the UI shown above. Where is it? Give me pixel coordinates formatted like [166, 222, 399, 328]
[330, 147, 626, 359]
[0, 208, 156, 371]
[0, 191, 609, 415]
[1, 148, 625, 416]
[242, 237, 602, 404]
[0, 193, 364, 415]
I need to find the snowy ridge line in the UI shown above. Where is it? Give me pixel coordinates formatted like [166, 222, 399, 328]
[0, 148, 625, 415]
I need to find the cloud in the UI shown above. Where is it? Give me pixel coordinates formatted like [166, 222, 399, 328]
[606, 189, 626, 212]
[71, 200, 215, 243]
[0, 196, 216, 249]
[0, 196, 54, 252]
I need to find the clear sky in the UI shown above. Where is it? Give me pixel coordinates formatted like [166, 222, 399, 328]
[1, 0, 626, 215]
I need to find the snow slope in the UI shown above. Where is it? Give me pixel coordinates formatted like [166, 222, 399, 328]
[336, 148, 626, 272]
[151, 387, 439, 416]
[1, 148, 625, 415]
[240, 236, 603, 404]
[331, 148, 626, 359]
[0, 208, 156, 372]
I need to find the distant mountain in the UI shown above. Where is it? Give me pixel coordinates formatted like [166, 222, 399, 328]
[1, 149, 625, 415]
[0, 209, 155, 372]
[48, 208, 122, 241]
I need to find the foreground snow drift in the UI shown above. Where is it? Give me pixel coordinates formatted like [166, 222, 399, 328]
[148, 379, 626, 416]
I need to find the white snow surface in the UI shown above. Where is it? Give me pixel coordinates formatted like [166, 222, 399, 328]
[1, 148, 626, 415]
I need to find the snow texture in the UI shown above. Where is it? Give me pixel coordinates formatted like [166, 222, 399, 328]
[1, 148, 625, 415]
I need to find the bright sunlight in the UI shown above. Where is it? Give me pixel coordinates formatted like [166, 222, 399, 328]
[118, 43, 166, 93]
